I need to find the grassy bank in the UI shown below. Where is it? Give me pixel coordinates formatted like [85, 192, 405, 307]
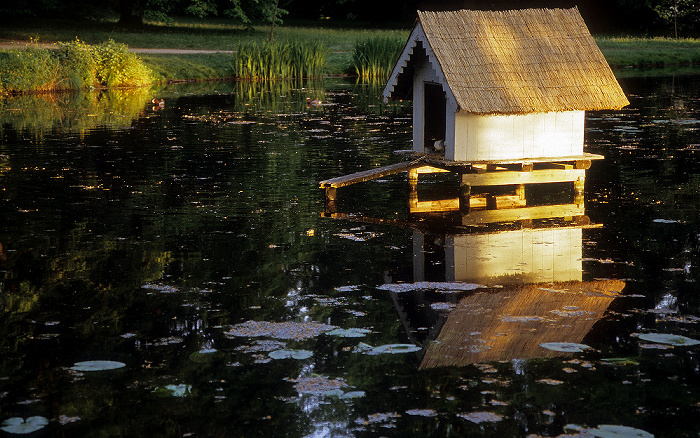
[1, 18, 699, 86]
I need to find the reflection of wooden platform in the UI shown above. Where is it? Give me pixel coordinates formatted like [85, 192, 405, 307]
[417, 280, 625, 369]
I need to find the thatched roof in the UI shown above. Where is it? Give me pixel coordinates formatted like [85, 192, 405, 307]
[419, 280, 625, 369]
[383, 7, 629, 115]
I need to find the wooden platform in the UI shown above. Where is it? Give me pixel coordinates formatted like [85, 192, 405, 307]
[319, 153, 599, 212]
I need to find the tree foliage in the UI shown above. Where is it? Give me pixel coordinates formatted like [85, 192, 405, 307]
[651, 0, 700, 38]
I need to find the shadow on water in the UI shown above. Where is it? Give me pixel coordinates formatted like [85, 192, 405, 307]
[0, 74, 698, 436]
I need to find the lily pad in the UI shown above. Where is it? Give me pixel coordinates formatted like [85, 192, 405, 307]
[268, 349, 313, 360]
[324, 389, 366, 399]
[1, 416, 49, 434]
[153, 384, 192, 398]
[539, 342, 591, 353]
[457, 411, 503, 423]
[70, 360, 126, 372]
[589, 424, 654, 437]
[634, 333, 699, 346]
[189, 348, 221, 363]
[326, 328, 371, 338]
[601, 358, 639, 366]
[367, 344, 422, 355]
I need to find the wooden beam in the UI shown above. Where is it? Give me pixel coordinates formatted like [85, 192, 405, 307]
[319, 161, 422, 189]
[460, 168, 585, 187]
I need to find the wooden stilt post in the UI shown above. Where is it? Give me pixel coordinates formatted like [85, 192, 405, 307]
[459, 174, 471, 215]
[574, 177, 585, 206]
[408, 168, 419, 211]
[325, 187, 337, 213]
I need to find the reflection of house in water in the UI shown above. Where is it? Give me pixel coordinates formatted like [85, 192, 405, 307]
[385, 183, 624, 369]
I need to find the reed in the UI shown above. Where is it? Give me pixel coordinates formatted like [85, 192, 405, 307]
[231, 41, 327, 80]
[349, 36, 404, 81]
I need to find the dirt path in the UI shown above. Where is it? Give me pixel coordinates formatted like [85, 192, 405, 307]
[0, 39, 233, 54]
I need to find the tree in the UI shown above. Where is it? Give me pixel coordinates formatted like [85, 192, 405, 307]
[652, 0, 700, 38]
[115, 0, 287, 28]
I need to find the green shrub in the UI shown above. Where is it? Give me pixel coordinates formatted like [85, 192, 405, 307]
[231, 41, 327, 81]
[93, 40, 153, 88]
[350, 36, 404, 81]
[0, 47, 61, 93]
[55, 39, 97, 89]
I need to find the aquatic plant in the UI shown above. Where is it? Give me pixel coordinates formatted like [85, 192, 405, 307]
[226, 320, 336, 340]
[1, 416, 49, 434]
[589, 424, 654, 437]
[70, 360, 126, 371]
[231, 41, 327, 81]
[325, 327, 371, 338]
[539, 342, 591, 352]
[633, 332, 699, 346]
[268, 349, 313, 360]
[349, 36, 404, 82]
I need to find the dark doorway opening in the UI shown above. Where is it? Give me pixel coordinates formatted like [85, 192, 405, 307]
[424, 82, 446, 152]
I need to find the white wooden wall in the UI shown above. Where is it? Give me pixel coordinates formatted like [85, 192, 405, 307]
[452, 111, 585, 162]
[444, 227, 583, 284]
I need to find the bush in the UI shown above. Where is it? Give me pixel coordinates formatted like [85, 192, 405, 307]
[93, 40, 153, 88]
[0, 47, 61, 93]
[0, 39, 154, 94]
[55, 39, 97, 89]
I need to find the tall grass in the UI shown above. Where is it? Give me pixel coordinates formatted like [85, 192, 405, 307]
[350, 36, 404, 81]
[231, 41, 327, 80]
[0, 39, 153, 94]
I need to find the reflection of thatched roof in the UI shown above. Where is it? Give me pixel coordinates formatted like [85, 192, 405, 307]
[419, 280, 624, 369]
[384, 8, 629, 114]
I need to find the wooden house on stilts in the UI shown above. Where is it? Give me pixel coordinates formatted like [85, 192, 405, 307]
[320, 7, 628, 213]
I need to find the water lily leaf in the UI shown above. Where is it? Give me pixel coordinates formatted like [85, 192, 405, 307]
[590, 424, 654, 437]
[189, 348, 221, 363]
[634, 333, 699, 346]
[457, 411, 503, 423]
[368, 344, 421, 355]
[153, 384, 192, 398]
[341, 391, 366, 399]
[268, 349, 313, 360]
[1, 416, 49, 434]
[70, 360, 126, 372]
[601, 358, 639, 365]
[323, 389, 345, 398]
[539, 342, 591, 353]
[326, 328, 371, 338]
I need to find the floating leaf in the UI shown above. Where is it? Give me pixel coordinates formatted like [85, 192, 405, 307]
[70, 360, 126, 372]
[268, 349, 313, 360]
[153, 384, 192, 398]
[457, 411, 503, 423]
[324, 389, 366, 399]
[367, 344, 421, 355]
[589, 424, 654, 437]
[189, 348, 221, 363]
[634, 333, 699, 346]
[326, 328, 371, 338]
[406, 408, 437, 417]
[1, 416, 49, 434]
[540, 342, 591, 353]
[601, 358, 639, 366]
[225, 320, 335, 340]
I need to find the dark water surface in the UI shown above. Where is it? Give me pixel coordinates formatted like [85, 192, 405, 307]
[0, 75, 699, 437]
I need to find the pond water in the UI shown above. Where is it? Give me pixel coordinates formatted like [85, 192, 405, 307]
[0, 73, 699, 437]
